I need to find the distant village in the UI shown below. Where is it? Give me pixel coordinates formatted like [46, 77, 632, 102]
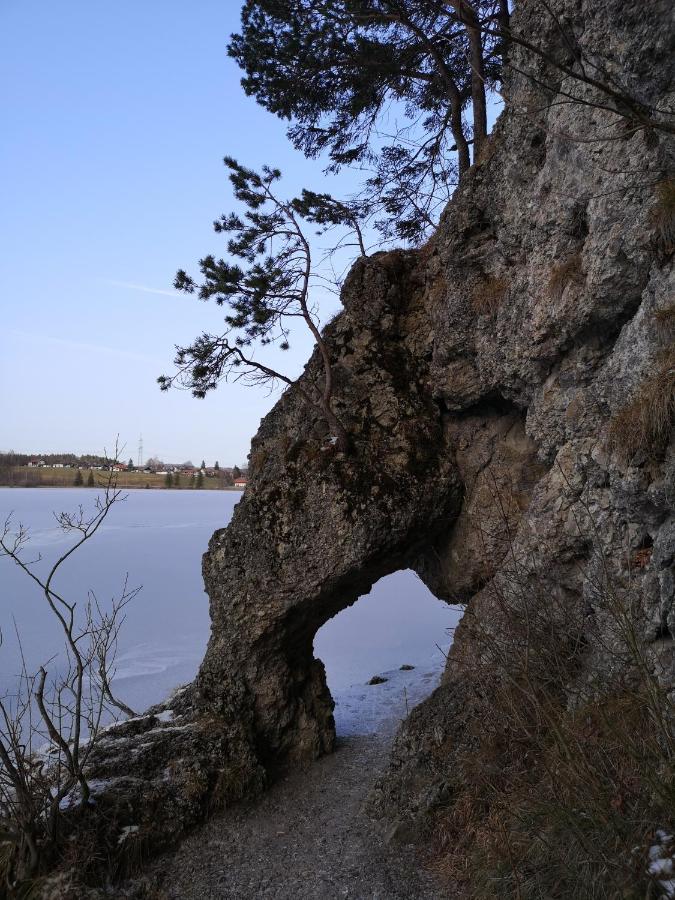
[25, 458, 247, 485]
[0, 453, 248, 489]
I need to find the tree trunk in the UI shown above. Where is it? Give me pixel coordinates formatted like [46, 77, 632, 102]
[498, 0, 510, 34]
[458, 1, 488, 161]
[383, 5, 471, 177]
[314, 392, 350, 453]
[450, 96, 471, 175]
[498, 0, 511, 64]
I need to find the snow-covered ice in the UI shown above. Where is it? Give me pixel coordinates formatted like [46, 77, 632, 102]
[0, 488, 460, 734]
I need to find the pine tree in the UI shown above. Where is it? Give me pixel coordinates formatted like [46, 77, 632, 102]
[196, 471, 204, 489]
[232, 465, 241, 480]
[229, 1, 504, 195]
[73, 469, 83, 486]
[160, 160, 357, 450]
[127, 457, 134, 472]
[214, 461, 220, 471]
[201, 460, 206, 470]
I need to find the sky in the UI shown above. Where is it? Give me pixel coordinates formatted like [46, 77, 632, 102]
[0, 0, 362, 466]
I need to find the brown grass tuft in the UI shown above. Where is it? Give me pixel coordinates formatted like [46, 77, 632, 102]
[434, 687, 673, 898]
[607, 349, 675, 461]
[433, 478, 675, 900]
[548, 251, 584, 301]
[428, 477, 675, 898]
[471, 276, 508, 316]
[654, 303, 675, 341]
[651, 178, 675, 258]
[632, 546, 653, 569]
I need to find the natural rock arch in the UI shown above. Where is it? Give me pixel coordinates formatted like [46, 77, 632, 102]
[313, 568, 458, 733]
[193, 253, 540, 770]
[87, 251, 536, 849]
[82, 0, 673, 880]
[192, 253, 461, 766]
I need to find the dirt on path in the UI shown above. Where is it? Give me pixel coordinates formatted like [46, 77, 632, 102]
[146, 730, 447, 900]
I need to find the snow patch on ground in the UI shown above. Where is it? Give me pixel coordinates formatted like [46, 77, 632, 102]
[118, 824, 140, 844]
[331, 660, 444, 737]
[649, 831, 675, 898]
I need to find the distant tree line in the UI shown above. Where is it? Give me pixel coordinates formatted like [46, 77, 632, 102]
[0, 453, 246, 489]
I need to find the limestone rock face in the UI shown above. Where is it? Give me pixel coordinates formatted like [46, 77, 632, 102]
[196, 0, 673, 793]
[196, 250, 464, 764]
[90, 0, 673, 859]
[365, 0, 675, 829]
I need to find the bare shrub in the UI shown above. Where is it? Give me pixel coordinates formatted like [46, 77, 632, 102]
[0, 464, 138, 887]
[607, 348, 675, 461]
[471, 276, 509, 316]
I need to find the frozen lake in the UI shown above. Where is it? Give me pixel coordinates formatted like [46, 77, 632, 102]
[0, 488, 460, 734]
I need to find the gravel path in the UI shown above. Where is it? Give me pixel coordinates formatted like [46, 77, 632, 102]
[148, 728, 446, 899]
[141, 666, 451, 899]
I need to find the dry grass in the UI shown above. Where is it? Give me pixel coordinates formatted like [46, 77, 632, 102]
[632, 545, 653, 569]
[651, 178, 675, 258]
[607, 348, 675, 461]
[434, 687, 672, 898]
[654, 303, 675, 341]
[428, 475, 675, 898]
[548, 251, 584, 301]
[471, 276, 508, 316]
[209, 761, 262, 813]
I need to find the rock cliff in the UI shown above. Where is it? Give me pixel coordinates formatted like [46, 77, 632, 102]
[86, 0, 673, 890]
[195, 0, 673, 771]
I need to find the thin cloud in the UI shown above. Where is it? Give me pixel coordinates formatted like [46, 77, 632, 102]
[106, 279, 178, 297]
[7, 329, 160, 364]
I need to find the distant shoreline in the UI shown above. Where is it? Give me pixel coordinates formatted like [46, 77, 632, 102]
[0, 467, 245, 491]
[0, 484, 245, 491]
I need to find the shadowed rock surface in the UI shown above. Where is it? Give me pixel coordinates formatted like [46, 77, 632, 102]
[195, 248, 464, 767]
[74, 0, 674, 893]
[192, 0, 674, 805]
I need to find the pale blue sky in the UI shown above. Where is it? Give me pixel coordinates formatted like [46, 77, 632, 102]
[0, 0, 360, 466]
[1, 3, 500, 466]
